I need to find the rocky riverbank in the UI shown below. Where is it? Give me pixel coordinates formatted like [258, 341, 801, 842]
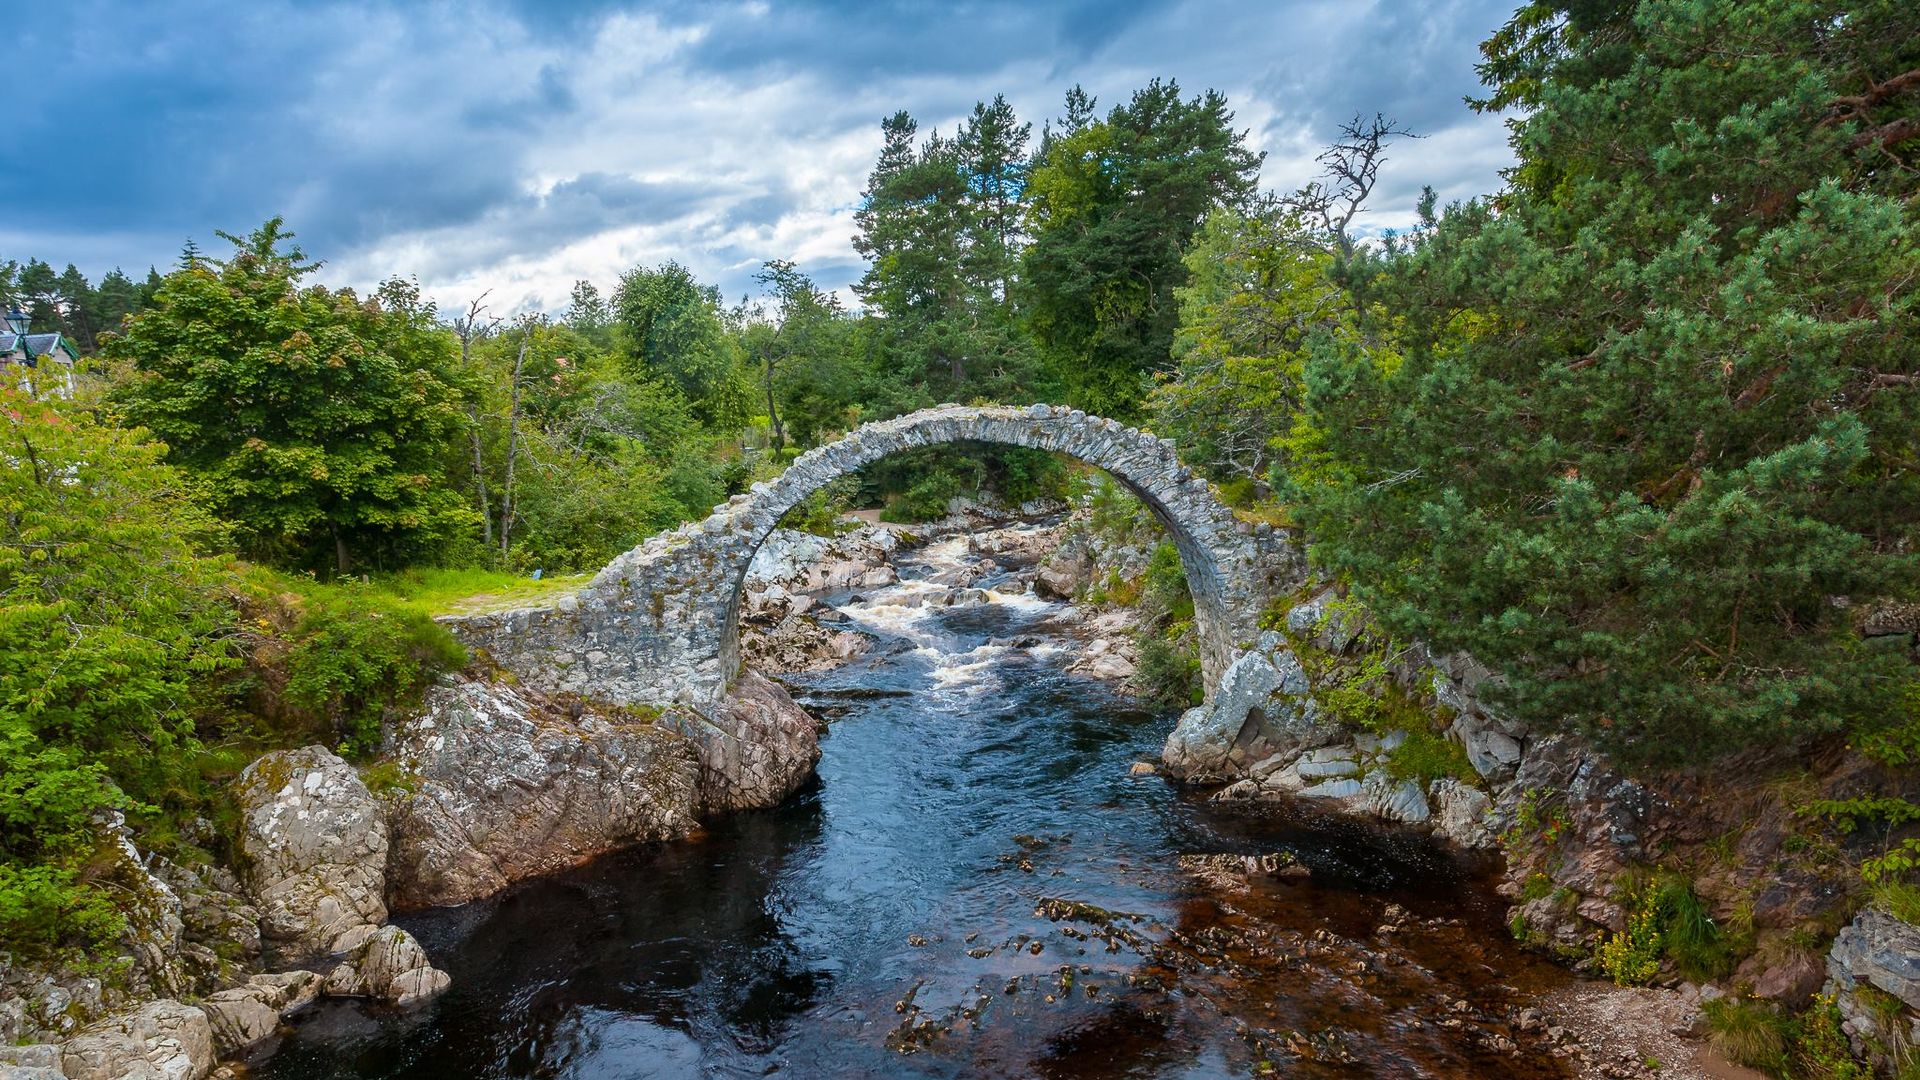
[1148, 578, 1920, 1076]
[1, 648, 818, 1080]
[6, 501, 1912, 1080]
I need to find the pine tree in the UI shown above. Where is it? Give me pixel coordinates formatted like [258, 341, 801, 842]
[853, 109, 1036, 402]
[91, 269, 143, 340]
[1295, 0, 1920, 764]
[53, 264, 97, 353]
[1022, 80, 1263, 419]
[956, 94, 1031, 308]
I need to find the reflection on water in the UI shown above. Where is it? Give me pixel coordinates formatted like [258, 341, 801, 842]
[258, 527, 1577, 1079]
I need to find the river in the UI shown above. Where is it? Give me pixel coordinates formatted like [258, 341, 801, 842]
[257, 525, 1586, 1079]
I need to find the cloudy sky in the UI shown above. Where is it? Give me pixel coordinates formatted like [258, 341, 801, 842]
[6, 0, 1519, 315]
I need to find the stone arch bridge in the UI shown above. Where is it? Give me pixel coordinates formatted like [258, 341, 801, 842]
[449, 403, 1296, 712]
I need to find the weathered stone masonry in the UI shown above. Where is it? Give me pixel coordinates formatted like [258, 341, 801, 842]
[446, 403, 1298, 710]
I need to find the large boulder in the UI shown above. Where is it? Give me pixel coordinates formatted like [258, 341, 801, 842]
[747, 526, 899, 594]
[662, 671, 821, 812]
[199, 971, 321, 1055]
[322, 926, 449, 1006]
[233, 747, 389, 964]
[1431, 779, 1495, 848]
[1826, 907, 1920, 1063]
[385, 677, 702, 909]
[1162, 633, 1333, 781]
[58, 1000, 213, 1080]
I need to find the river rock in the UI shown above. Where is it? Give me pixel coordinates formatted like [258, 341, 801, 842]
[1295, 747, 1361, 780]
[58, 1000, 213, 1080]
[1827, 907, 1920, 1010]
[234, 747, 389, 964]
[1298, 777, 1366, 800]
[1032, 561, 1083, 601]
[741, 613, 873, 674]
[1162, 633, 1333, 781]
[1362, 774, 1432, 824]
[748, 526, 899, 593]
[322, 926, 449, 1006]
[0, 1044, 63, 1075]
[660, 671, 821, 812]
[199, 971, 321, 1054]
[1431, 778, 1495, 848]
[1069, 634, 1139, 681]
[384, 676, 701, 910]
[743, 582, 811, 621]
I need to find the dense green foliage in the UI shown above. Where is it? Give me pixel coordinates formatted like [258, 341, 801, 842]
[1024, 82, 1265, 418]
[105, 221, 478, 573]
[1, 257, 158, 354]
[1285, 1, 1920, 764]
[0, 385, 233, 950]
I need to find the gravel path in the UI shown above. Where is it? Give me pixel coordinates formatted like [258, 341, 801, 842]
[1540, 982, 1770, 1080]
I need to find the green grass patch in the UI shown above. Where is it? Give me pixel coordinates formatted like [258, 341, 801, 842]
[366, 566, 595, 617]
[1704, 998, 1792, 1075]
[1382, 729, 1477, 784]
[1872, 880, 1920, 925]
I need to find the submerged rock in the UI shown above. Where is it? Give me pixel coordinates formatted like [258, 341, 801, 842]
[1178, 851, 1311, 890]
[384, 676, 701, 910]
[234, 747, 389, 965]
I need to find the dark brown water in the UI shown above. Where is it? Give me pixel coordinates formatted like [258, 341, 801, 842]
[256, 531, 1577, 1079]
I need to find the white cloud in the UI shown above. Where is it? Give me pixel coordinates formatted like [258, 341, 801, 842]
[14, 0, 1519, 316]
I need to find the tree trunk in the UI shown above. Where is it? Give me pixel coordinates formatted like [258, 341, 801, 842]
[457, 293, 497, 551]
[763, 349, 785, 454]
[499, 330, 530, 558]
[468, 405, 493, 549]
[331, 521, 351, 576]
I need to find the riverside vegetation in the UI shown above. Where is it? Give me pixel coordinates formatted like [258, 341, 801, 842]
[4, 1, 1919, 1077]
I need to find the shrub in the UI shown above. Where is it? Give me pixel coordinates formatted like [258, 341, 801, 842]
[0, 385, 234, 955]
[1704, 998, 1792, 1075]
[1653, 875, 1732, 982]
[0, 862, 128, 958]
[881, 465, 965, 523]
[1137, 629, 1203, 711]
[277, 583, 469, 758]
[1597, 888, 1664, 986]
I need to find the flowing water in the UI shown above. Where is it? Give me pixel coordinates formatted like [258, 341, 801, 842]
[257, 527, 1583, 1079]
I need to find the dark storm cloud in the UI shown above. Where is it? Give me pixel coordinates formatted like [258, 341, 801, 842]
[3, 0, 1518, 311]
[669, 0, 1174, 81]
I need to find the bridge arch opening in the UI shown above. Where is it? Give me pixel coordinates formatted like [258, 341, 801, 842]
[711, 405, 1258, 700]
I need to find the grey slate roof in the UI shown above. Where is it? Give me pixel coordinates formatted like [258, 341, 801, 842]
[0, 332, 71, 361]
